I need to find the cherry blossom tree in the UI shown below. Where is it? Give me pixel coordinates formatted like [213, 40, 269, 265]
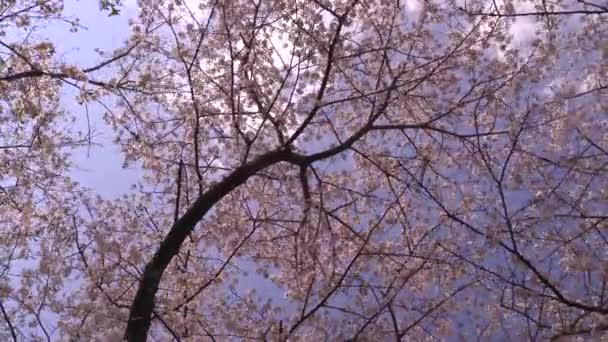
[1, 0, 607, 340]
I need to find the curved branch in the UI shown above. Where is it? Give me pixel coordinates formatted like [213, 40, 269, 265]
[124, 148, 295, 341]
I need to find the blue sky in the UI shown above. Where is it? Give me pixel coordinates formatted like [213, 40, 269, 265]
[50, 0, 141, 198]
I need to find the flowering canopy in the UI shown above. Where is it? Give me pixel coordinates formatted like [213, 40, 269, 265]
[0, 0, 607, 340]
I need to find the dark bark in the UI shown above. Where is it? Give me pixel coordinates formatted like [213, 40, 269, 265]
[124, 148, 297, 341]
